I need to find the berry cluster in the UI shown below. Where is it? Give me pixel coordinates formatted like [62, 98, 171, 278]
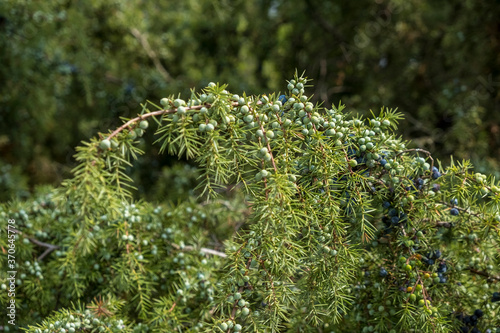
[422, 250, 449, 283]
[432, 166, 442, 179]
[99, 119, 150, 151]
[456, 309, 484, 333]
[380, 200, 408, 235]
[450, 197, 460, 216]
[29, 310, 126, 333]
[24, 260, 44, 280]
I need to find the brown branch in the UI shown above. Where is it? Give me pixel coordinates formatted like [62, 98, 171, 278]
[168, 302, 177, 313]
[107, 99, 266, 140]
[438, 202, 484, 219]
[10, 227, 60, 260]
[468, 268, 500, 281]
[107, 108, 175, 140]
[418, 217, 455, 228]
[395, 148, 435, 172]
[130, 28, 172, 82]
[435, 221, 453, 228]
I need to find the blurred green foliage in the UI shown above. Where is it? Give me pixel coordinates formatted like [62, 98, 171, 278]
[1, 0, 499, 201]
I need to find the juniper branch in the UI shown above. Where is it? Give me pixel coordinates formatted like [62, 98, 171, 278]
[10, 227, 60, 260]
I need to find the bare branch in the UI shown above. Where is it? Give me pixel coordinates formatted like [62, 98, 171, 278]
[193, 246, 227, 258]
[395, 148, 435, 172]
[10, 228, 60, 261]
[130, 28, 172, 82]
[435, 221, 453, 228]
[106, 99, 266, 140]
[468, 267, 500, 281]
[171, 243, 227, 258]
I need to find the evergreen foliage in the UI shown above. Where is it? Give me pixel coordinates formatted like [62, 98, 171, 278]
[1, 74, 500, 332]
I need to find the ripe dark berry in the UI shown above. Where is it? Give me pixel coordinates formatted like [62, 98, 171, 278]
[379, 268, 388, 277]
[391, 216, 400, 225]
[278, 95, 287, 104]
[450, 198, 458, 206]
[492, 291, 500, 302]
[434, 250, 442, 258]
[437, 263, 447, 273]
[474, 309, 483, 318]
[450, 208, 459, 216]
[380, 159, 387, 166]
[432, 183, 441, 192]
[347, 147, 357, 157]
[432, 171, 441, 179]
[383, 201, 391, 209]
